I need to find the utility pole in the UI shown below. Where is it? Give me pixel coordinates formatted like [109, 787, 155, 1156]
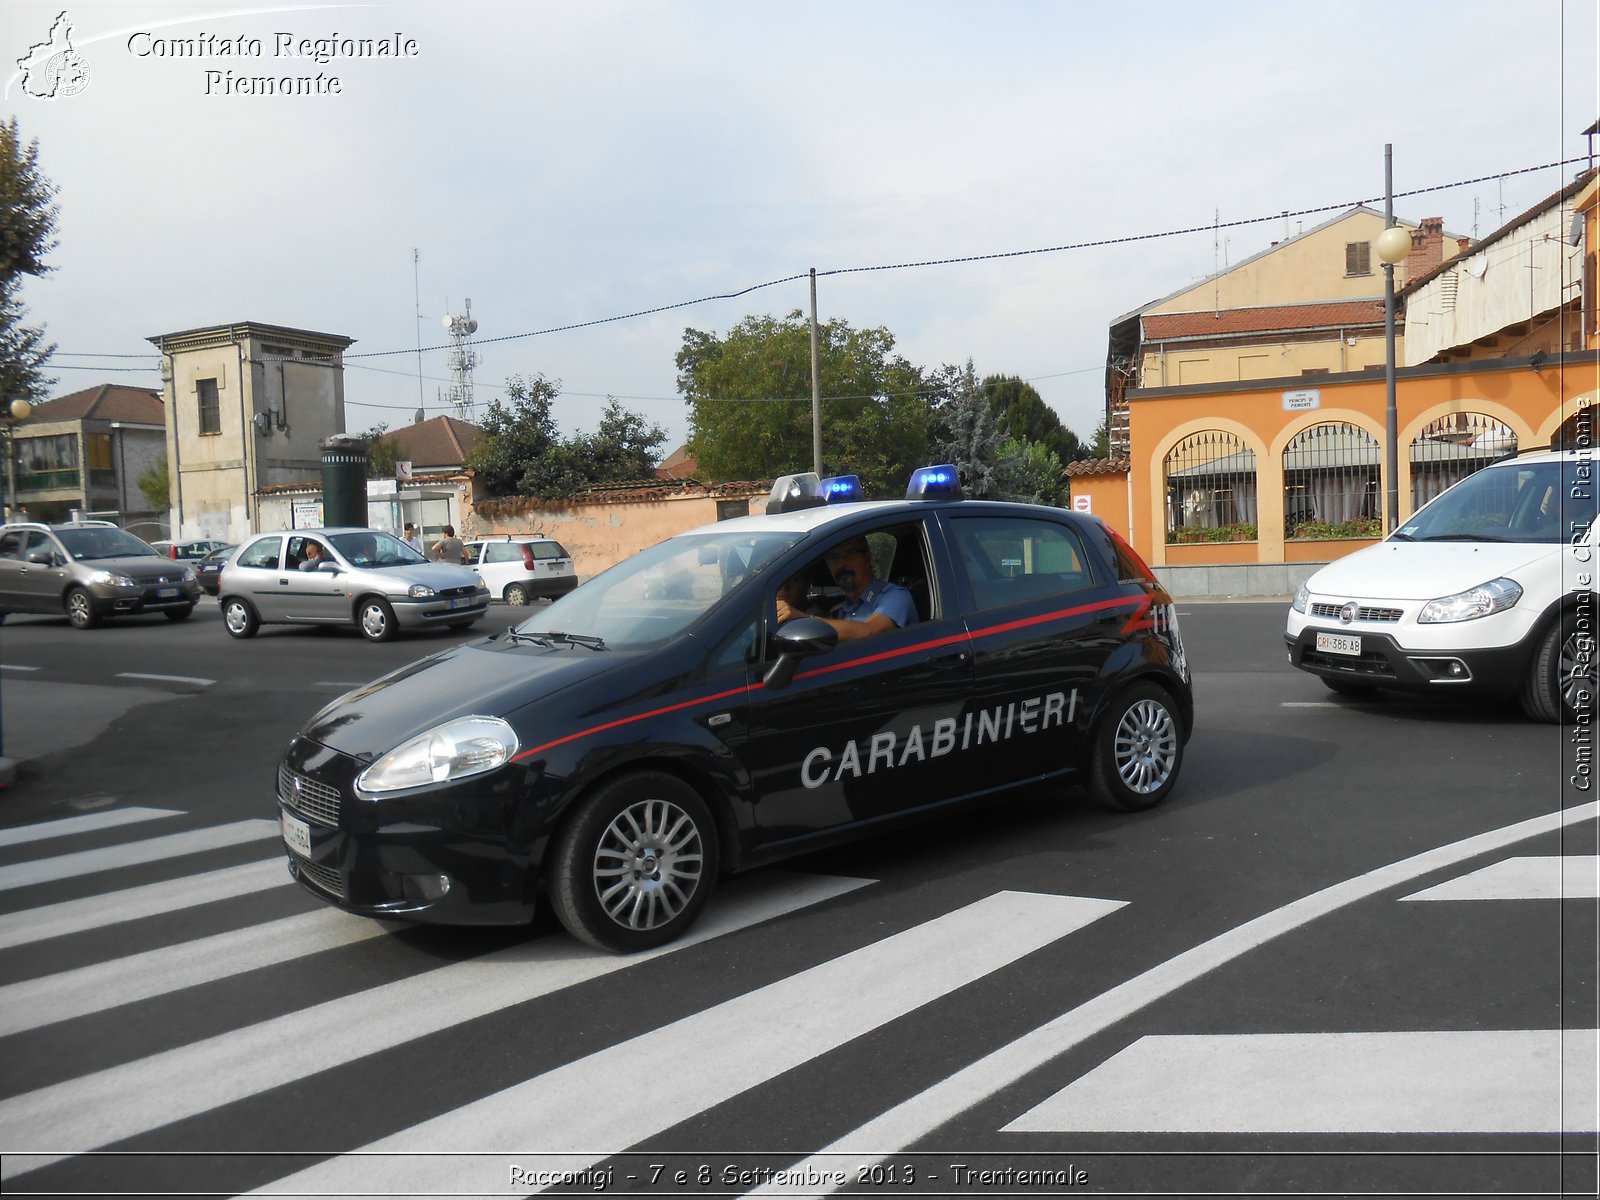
[809, 268, 822, 475]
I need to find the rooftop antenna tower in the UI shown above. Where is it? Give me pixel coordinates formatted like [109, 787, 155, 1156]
[412, 249, 426, 424]
[442, 298, 479, 422]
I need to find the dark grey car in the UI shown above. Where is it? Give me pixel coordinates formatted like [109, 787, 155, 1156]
[218, 527, 489, 642]
[0, 521, 200, 628]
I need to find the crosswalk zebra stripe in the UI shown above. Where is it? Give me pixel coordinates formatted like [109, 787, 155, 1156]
[0, 806, 180, 849]
[1006, 1029, 1600, 1133]
[0, 859, 288, 951]
[0, 869, 872, 1182]
[1401, 855, 1600, 901]
[250, 890, 1127, 1198]
[0, 819, 279, 892]
[748, 799, 1600, 1195]
[0, 909, 394, 1037]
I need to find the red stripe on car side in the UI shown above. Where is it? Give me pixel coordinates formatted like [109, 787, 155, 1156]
[511, 593, 1144, 762]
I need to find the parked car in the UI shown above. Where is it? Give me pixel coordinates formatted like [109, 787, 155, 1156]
[152, 538, 229, 562]
[0, 521, 200, 628]
[1286, 447, 1597, 721]
[273, 466, 1193, 951]
[194, 544, 236, 596]
[218, 527, 489, 642]
[463, 535, 577, 605]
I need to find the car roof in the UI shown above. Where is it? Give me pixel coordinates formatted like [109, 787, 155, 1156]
[247, 527, 389, 537]
[676, 497, 1047, 540]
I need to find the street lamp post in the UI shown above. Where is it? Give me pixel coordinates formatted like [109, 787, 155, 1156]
[3, 397, 33, 521]
[1375, 144, 1412, 534]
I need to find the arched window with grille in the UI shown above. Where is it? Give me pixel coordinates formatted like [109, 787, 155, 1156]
[1409, 413, 1517, 512]
[1164, 431, 1257, 543]
[1282, 422, 1381, 538]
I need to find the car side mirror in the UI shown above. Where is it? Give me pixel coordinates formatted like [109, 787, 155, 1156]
[25, 547, 56, 566]
[317, 560, 341, 573]
[762, 616, 838, 690]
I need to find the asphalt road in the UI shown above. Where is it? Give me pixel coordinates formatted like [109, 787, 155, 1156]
[0, 599, 1593, 1198]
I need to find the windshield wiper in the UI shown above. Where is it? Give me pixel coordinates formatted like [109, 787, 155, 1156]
[538, 630, 608, 650]
[504, 630, 556, 647]
[1415, 533, 1508, 542]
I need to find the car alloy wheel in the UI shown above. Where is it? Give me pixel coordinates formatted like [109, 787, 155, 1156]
[1522, 616, 1595, 723]
[1087, 681, 1183, 812]
[549, 771, 717, 952]
[65, 587, 99, 629]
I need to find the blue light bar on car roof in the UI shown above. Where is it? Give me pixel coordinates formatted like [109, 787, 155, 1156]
[766, 471, 824, 514]
[906, 464, 963, 501]
[821, 475, 862, 503]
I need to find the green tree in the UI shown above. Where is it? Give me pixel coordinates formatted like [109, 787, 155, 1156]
[998, 436, 1069, 506]
[0, 118, 59, 404]
[983, 375, 1085, 464]
[466, 374, 562, 496]
[928, 359, 1010, 497]
[1090, 412, 1111, 458]
[468, 378, 668, 500]
[137, 454, 170, 513]
[363, 423, 405, 479]
[677, 311, 929, 496]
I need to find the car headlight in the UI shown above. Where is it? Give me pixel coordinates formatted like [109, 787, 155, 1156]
[1292, 583, 1310, 613]
[180, 568, 196, 582]
[408, 584, 436, 598]
[356, 716, 520, 795]
[89, 570, 136, 588]
[1418, 577, 1523, 623]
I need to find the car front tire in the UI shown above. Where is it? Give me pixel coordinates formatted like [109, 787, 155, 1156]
[1086, 681, 1184, 812]
[357, 596, 397, 642]
[1521, 615, 1594, 723]
[548, 771, 718, 952]
[65, 587, 100, 629]
[222, 597, 260, 638]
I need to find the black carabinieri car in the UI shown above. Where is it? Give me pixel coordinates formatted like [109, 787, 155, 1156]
[276, 467, 1193, 952]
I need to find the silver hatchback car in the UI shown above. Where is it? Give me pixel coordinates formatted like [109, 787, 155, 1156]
[218, 527, 489, 642]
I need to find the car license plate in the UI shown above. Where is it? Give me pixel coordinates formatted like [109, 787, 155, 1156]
[548, 562, 564, 571]
[281, 810, 313, 857]
[157, 587, 179, 597]
[1315, 631, 1362, 656]
[450, 596, 470, 609]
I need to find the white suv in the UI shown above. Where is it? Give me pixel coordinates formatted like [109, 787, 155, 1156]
[464, 536, 577, 605]
[1286, 448, 1596, 722]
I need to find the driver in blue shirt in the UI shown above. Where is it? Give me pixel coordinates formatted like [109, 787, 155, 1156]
[776, 536, 917, 640]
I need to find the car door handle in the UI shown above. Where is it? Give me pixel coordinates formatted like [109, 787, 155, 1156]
[929, 650, 968, 669]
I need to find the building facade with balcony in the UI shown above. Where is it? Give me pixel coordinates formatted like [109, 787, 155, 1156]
[1, 384, 167, 535]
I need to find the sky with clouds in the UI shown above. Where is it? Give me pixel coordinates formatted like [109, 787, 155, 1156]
[4, 0, 1597, 461]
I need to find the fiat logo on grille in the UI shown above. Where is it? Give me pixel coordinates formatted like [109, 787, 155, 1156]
[1338, 602, 1358, 624]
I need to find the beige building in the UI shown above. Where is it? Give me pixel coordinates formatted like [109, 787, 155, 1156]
[1104, 207, 1461, 452]
[147, 321, 354, 543]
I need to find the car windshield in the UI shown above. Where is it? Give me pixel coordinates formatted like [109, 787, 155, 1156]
[1396, 459, 1596, 544]
[516, 528, 802, 649]
[55, 527, 161, 560]
[327, 531, 428, 568]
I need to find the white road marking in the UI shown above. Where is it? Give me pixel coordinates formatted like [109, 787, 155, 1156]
[0, 820, 279, 892]
[0, 869, 873, 1181]
[0, 858, 288, 950]
[751, 800, 1600, 1195]
[0, 663, 40, 671]
[0, 806, 179, 848]
[1281, 701, 1338, 707]
[114, 672, 214, 686]
[1402, 855, 1600, 901]
[0, 909, 392, 1037]
[1007, 1029, 1599, 1134]
[250, 891, 1125, 1198]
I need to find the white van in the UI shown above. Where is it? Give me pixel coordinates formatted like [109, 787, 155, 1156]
[1285, 448, 1596, 721]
